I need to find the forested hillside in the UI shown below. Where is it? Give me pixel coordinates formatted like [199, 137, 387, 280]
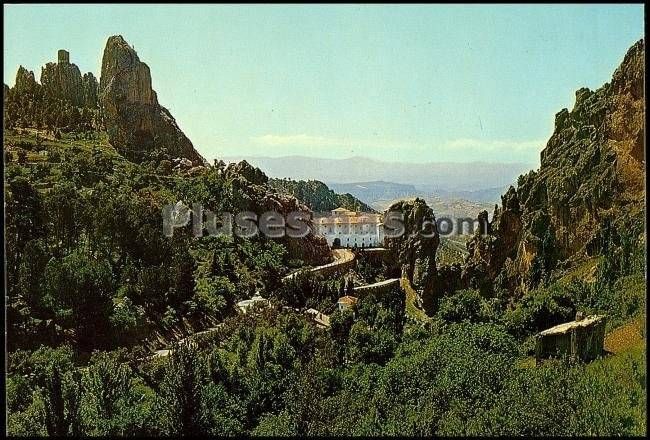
[270, 178, 375, 212]
[4, 35, 646, 437]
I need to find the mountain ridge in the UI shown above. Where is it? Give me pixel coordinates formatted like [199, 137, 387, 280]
[222, 155, 534, 191]
[461, 38, 645, 296]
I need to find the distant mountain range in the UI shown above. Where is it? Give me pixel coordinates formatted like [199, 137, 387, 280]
[221, 155, 533, 193]
[325, 180, 496, 221]
[327, 181, 422, 204]
[328, 181, 507, 205]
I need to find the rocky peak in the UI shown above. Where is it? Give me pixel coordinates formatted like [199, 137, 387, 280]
[610, 39, 644, 98]
[40, 51, 84, 106]
[14, 66, 39, 96]
[100, 35, 157, 105]
[99, 35, 205, 165]
[462, 38, 645, 297]
[82, 72, 99, 108]
[11, 51, 98, 110]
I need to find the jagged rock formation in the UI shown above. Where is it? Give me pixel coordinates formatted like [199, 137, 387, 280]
[5, 53, 98, 131]
[269, 178, 375, 213]
[40, 59, 84, 107]
[384, 198, 440, 311]
[223, 160, 332, 266]
[99, 35, 205, 165]
[462, 187, 524, 292]
[82, 72, 99, 108]
[462, 39, 645, 296]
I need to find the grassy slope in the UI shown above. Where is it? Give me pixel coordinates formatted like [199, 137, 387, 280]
[437, 235, 470, 265]
[401, 277, 430, 323]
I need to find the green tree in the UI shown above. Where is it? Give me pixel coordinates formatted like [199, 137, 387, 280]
[156, 342, 210, 436]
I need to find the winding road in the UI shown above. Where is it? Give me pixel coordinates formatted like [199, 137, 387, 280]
[153, 247, 402, 357]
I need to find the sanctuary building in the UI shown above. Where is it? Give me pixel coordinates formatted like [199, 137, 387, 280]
[314, 207, 384, 248]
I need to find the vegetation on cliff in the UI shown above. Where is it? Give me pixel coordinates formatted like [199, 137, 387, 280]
[4, 36, 646, 437]
[4, 126, 333, 354]
[462, 39, 645, 299]
[269, 178, 374, 213]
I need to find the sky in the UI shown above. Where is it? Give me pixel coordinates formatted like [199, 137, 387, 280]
[3, 4, 645, 165]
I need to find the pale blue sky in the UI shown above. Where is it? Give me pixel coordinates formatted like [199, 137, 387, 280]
[4, 4, 644, 164]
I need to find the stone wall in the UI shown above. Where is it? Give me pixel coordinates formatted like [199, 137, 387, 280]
[353, 278, 400, 296]
[282, 249, 355, 283]
[58, 49, 70, 64]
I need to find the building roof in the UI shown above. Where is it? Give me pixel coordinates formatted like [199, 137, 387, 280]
[337, 295, 359, 305]
[538, 315, 606, 336]
[305, 308, 331, 327]
[315, 213, 382, 225]
[236, 294, 269, 310]
[332, 207, 350, 212]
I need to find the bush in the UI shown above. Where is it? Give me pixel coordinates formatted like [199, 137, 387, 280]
[503, 284, 575, 337]
[437, 289, 484, 323]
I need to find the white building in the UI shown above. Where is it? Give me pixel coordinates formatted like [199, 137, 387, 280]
[336, 295, 359, 312]
[314, 207, 384, 248]
[236, 293, 269, 314]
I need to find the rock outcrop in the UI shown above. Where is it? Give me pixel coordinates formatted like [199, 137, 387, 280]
[40, 59, 84, 106]
[384, 198, 440, 311]
[6, 53, 99, 131]
[13, 66, 40, 97]
[225, 160, 269, 186]
[99, 35, 205, 165]
[263, 192, 332, 266]
[462, 187, 524, 293]
[222, 160, 332, 266]
[462, 39, 645, 297]
[82, 72, 99, 108]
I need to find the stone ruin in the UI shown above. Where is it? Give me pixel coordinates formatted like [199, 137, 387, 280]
[535, 313, 607, 364]
[58, 49, 70, 64]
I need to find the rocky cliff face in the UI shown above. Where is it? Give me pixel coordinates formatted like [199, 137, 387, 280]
[384, 198, 441, 311]
[40, 61, 84, 106]
[82, 72, 99, 108]
[224, 160, 332, 266]
[13, 66, 40, 97]
[462, 188, 525, 293]
[99, 35, 205, 165]
[463, 39, 645, 296]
